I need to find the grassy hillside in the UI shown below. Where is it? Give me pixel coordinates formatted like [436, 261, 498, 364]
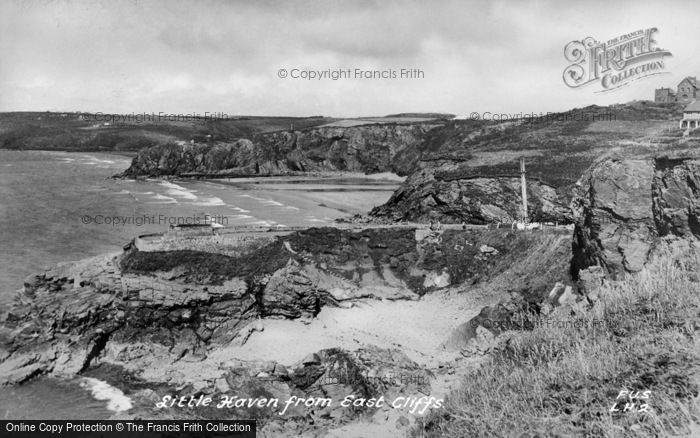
[417, 242, 700, 437]
[0, 112, 338, 152]
[419, 102, 689, 189]
[0, 112, 454, 153]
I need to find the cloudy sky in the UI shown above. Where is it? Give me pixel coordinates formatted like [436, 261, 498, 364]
[1, 0, 699, 117]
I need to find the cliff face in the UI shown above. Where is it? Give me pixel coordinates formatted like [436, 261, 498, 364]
[120, 124, 437, 178]
[0, 225, 572, 433]
[0, 227, 569, 384]
[369, 102, 693, 225]
[370, 168, 572, 224]
[571, 157, 700, 278]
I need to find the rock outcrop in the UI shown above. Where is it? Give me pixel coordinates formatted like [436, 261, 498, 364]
[443, 156, 700, 359]
[368, 102, 696, 226]
[0, 226, 573, 386]
[0, 254, 256, 385]
[1, 225, 576, 435]
[443, 301, 525, 354]
[371, 168, 572, 224]
[120, 124, 437, 178]
[571, 157, 700, 278]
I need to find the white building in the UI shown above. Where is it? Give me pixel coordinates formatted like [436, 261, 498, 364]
[680, 100, 700, 130]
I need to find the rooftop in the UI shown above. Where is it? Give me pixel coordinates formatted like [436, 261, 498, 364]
[684, 100, 700, 112]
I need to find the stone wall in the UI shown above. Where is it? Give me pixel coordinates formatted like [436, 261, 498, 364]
[134, 231, 292, 255]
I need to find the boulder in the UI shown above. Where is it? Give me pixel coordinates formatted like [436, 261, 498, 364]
[547, 282, 579, 306]
[215, 377, 231, 393]
[301, 353, 321, 366]
[443, 301, 527, 352]
[272, 363, 289, 377]
[557, 286, 577, 306]
[22, 274, 43, 296]
[578, 266, 606, 301]
[261, 259, 320, 319]
[479, 244, 498, 255]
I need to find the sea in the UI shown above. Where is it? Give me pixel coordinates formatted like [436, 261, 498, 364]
[0, 148, 399, 419]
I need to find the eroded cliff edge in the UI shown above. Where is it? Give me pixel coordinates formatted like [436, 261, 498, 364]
[0, 227, 571, 434]
[119, 123, 441, 178]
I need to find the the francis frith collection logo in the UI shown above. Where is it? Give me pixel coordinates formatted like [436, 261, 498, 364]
[563, 28, 672, 92]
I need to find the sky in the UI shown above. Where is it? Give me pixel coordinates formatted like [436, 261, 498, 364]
[1, 0, 699, 117]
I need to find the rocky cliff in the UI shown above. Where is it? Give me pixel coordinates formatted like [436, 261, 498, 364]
[0, 226, 569, 382]
[370, 102, 692, 225]
[370, 168, 572, 224]
[120, 123, 439, 178]
[571, 157, 700, 279]
[0, 226, 572, 434]
[440, 156, 700, 377]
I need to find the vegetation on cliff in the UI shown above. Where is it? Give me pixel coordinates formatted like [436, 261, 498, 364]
[0, 112, 336, 152]
[419, 242, 700, 437]
[371, 101, 696, 224]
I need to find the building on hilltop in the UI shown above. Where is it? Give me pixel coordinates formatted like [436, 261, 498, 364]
[654, 76, 699, 104]
[680, 100, 700, 130]
[677, 77, 699, 104]
[655, 87, 675, 103]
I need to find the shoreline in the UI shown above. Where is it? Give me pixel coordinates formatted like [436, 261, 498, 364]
[0, 147, 139, 158]
[114, 170, 407, 183]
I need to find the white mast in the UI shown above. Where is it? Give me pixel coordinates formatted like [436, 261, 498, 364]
[520, 157, 528, 223]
